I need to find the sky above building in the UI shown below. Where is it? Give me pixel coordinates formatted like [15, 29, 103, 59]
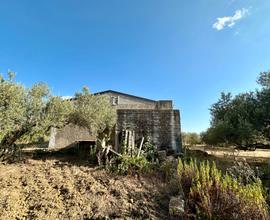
[1, 0, 270, 133]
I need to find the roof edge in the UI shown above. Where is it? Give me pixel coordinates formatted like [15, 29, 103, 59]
[94, 90, 156, 102]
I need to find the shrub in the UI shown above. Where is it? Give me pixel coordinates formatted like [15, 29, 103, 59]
[140, 138, 159, 163]
[160, 159, 175, 181]
[115, 156, 152, 175]
[107, 136, 159, 175]
[177, 159, 269, 220]
[226, 159, 258, 185]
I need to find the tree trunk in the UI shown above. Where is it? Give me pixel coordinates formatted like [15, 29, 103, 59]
[0, 126, 30, 162]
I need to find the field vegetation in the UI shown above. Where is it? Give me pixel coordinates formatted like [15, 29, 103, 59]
[177, 159, 269, 219]
[1, 71, 270, 219]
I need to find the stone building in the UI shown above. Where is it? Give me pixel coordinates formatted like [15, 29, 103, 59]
[49, 90, 182, 154]
[96, 90, 182, 153]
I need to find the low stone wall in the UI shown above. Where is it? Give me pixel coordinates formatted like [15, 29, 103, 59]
[48, 124, 96, 149]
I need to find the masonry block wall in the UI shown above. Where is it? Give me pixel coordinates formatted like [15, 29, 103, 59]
[115, 109, 182, 153]
[49, 90, 182, 154]
[96, 90, 182, 153]
[48, 124, 95, 149]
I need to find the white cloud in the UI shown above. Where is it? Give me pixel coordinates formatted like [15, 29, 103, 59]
[213, 8, 249, 31]
[61, 96, 73, 100]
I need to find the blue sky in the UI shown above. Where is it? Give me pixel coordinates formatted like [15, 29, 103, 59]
[1, 0, 270, 133]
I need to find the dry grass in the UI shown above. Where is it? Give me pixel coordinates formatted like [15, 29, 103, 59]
[187, 145, 270, 161]
[0, 158, 169, 220]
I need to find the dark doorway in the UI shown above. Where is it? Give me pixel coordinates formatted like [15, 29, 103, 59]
[76, 141, 96, 159]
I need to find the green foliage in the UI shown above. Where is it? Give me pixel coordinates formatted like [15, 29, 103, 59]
[160, 159, 176, 181]
[257, 71, 270, 88]
[177, 159, 269, 219]
[140, 137, 158, 162]
[0, 74, 26, 138]
[0, 75, 74, 137]
[203, 71, 270, 148]
[182, 132, 201, 146]
[0, 74, 73, 161]
[226, 160, 259, 185]
[114, 156, 152, 174]
[108, 137, 159, 175]
[0, 72, 116, 161]
[69, 89, 116, 136]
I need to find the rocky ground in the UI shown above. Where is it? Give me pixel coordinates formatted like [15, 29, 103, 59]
[0, 157, 170, 220]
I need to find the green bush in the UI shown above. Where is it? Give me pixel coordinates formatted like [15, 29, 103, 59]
[178, 159, 269, 220]
[115, 156, 152, 175]
[160, 159, 175, 181]
[107, 136, 159, 175]
[141, 138, 159, 162]
[226, 159, 258, 185]
[107, 155, 158, 175]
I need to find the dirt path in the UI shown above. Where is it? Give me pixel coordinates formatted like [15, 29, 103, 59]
[0, 159, 169, 220]
[188, 145, 270, 161]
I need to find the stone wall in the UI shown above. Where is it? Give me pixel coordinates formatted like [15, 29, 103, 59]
[49, 91, 182, 154]
[101, 92, 173, 110]
[102, 92, 156, 109]
[115, 109, 182, 153]
[48, 124, 96, 149]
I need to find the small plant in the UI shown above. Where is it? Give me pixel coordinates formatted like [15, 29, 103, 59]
[160, 159, 175, 181]
[141, 137, 159, 163]
[226, 159, 258, 185]
[89, 145, 98, 164]
[107, 136, 159, 175]
[115, 156, 152, 175]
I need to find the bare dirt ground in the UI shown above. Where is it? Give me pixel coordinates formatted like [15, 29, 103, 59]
[0, 157, 170, 220]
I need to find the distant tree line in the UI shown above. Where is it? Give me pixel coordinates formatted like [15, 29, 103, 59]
[201, 71, 270, 149]
[181, 132, 202, 146]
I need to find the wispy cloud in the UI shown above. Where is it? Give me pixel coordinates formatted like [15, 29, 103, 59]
[213, 8, 249, 31]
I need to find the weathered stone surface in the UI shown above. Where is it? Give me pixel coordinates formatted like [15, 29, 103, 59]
[99, 90, 182, 154]
[116, 109, 181, 153]
[98, 90, 157, 109]
[48, 124, 96, 149]
[50, 90, 182, 153]
[97, 90, 175, 110]
[169, 195, 185, 219]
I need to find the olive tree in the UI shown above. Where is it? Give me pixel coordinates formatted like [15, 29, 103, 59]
[69, 86, 116, 136]
[0, 73, 116, 161]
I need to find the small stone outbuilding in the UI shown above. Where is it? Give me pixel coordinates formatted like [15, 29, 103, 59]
[48, 124, 96, 150]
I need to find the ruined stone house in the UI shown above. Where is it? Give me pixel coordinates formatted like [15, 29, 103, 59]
[49, 90, 182, 153]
